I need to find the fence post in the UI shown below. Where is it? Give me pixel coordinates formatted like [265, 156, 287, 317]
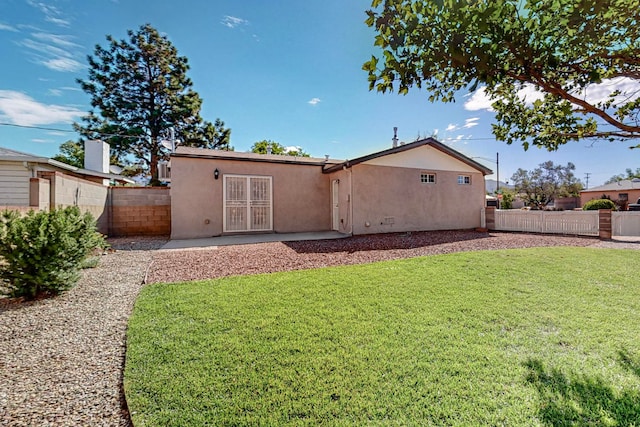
[598, 209, 612, 240]
[485, 207, 496, 231]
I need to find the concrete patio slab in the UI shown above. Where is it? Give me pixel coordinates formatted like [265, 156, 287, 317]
[160, 231, 350, 250]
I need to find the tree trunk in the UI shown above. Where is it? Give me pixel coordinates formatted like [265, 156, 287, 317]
[149, 152, 159, 185]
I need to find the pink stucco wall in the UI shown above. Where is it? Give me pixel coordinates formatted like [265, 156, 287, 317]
[349, 164, 485, 235]
[581, 189, 640, 209]
[170, 156, 331, 239]
[170, 155, 487, 239]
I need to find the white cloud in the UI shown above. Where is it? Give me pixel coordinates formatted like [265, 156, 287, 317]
[0, 23, 18, 32]
[464, 87, 496, 111]
[284, 145, 303, 153]
[308, 97, 321, 106]
[577, 77, 640, 106]
[19, 32, 83, 72]
[48, 88, 62, 96]
[45, 16, 70, 27]
[32, 32, 79, 49]
[464, 77, 640, 112]
[463, 117, 480, 129]
[27, 0, 70, 27]
[0, 90, 83, 126]
[445, 123, 457, 132]
[222, 15, 249, 28]
[43, 57, 83, 72]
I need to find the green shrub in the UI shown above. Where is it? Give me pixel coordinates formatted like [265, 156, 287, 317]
[582, 198, 616, 211]
[0, 207, 106, 299]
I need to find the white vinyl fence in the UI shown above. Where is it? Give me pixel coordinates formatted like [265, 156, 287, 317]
[493, 210, 599, 236]
[612, 212, 640, 237]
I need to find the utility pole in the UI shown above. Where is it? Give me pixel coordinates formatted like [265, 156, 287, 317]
[585, 172, 591, 189]
[496, 152, 499, 193]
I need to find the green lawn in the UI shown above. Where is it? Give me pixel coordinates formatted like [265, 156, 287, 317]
[125, 247, 640, 426]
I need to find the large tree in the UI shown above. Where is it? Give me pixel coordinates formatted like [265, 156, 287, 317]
[605, 167, 640, 184]
[364, 0, 640, 150]
[250, 140, 310, 157]
[75, 24, 231, 184]
[511, 161, 583, 209]
[52, 140, 84, 168]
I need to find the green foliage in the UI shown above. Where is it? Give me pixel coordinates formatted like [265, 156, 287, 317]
[250, 140, 310, 157]
[498, 188, 515, 209]
[126, 248, 640, 425]
[364, 0, 640, 150]
[52, 140, 85, 168]
[0, 207, 105, 299]
[582, 198, 616, 210]
[605, 167, 640, 184]
[511, 161, 583, 209]
[75, 24, 232, 184]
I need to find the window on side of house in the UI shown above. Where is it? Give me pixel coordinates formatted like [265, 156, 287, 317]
[457, 175, 471, 185]
[421, 173, 436, 184]
[619, 193, 629, 201]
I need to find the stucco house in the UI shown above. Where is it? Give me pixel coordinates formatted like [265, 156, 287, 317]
[170, 138, 492, 239]
[580, 179, 640, 210]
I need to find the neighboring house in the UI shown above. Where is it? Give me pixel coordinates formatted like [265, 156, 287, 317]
[580, 179, 640, 210]
[0, 141, 134, 231]
[170, 138, 492, 239]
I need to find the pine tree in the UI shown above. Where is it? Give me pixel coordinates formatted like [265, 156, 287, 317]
[75, 24, 231, 184]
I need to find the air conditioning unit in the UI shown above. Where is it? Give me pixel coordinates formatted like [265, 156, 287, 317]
[158, 161, 171, 182]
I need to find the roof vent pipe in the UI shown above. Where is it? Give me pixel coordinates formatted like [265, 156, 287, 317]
[392, 127, 398, 148]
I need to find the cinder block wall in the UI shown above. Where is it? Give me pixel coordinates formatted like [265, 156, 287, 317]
[110, 187, 171, 236]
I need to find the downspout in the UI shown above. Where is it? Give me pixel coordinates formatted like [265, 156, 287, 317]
[348, 167, 353, 235]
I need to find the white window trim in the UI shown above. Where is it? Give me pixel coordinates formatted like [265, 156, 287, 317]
[457, 175, 471, 185]
[421, 173, 436, 184]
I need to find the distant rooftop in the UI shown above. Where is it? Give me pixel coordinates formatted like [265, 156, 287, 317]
[582, 179, 640, 192]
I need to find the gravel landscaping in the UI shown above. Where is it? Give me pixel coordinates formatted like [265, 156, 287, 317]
[147, 230, 634, 283]
[1, 230, 638, 426]
[0, 237, 165, 427]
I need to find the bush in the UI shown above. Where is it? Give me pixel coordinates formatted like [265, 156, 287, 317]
[0, 207, 106, 299]
[582, 199, 616, 211]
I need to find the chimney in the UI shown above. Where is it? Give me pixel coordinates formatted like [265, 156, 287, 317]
[392, 127, 398, 148]
[266, 143, 272, 155]
[84, 140, 110, 173]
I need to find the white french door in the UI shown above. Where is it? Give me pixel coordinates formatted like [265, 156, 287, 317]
[223, 175, 272, 232]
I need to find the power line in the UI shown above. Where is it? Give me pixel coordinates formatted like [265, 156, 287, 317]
[0, 122, 142, 139]
[0, 122, 76, 133]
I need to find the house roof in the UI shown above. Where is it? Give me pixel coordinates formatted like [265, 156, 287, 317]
[173, 138, 493, 176]
[173, 146, 343, 166]
[581, 179, 640, 193]
[322, 138, 493, 175]
[0, 146, 135, 184]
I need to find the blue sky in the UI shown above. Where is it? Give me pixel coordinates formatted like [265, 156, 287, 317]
[0, 0, 638, 187]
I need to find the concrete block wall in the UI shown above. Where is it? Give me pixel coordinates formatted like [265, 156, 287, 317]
[110, 187, 171, 236]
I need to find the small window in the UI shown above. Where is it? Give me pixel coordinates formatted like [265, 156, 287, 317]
[421, 173, 436, 184]
[458, 175, 471, 185]
[619, 193, 629, 201]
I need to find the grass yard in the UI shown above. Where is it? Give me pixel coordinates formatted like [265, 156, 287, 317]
[125, 247, 640, 426]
